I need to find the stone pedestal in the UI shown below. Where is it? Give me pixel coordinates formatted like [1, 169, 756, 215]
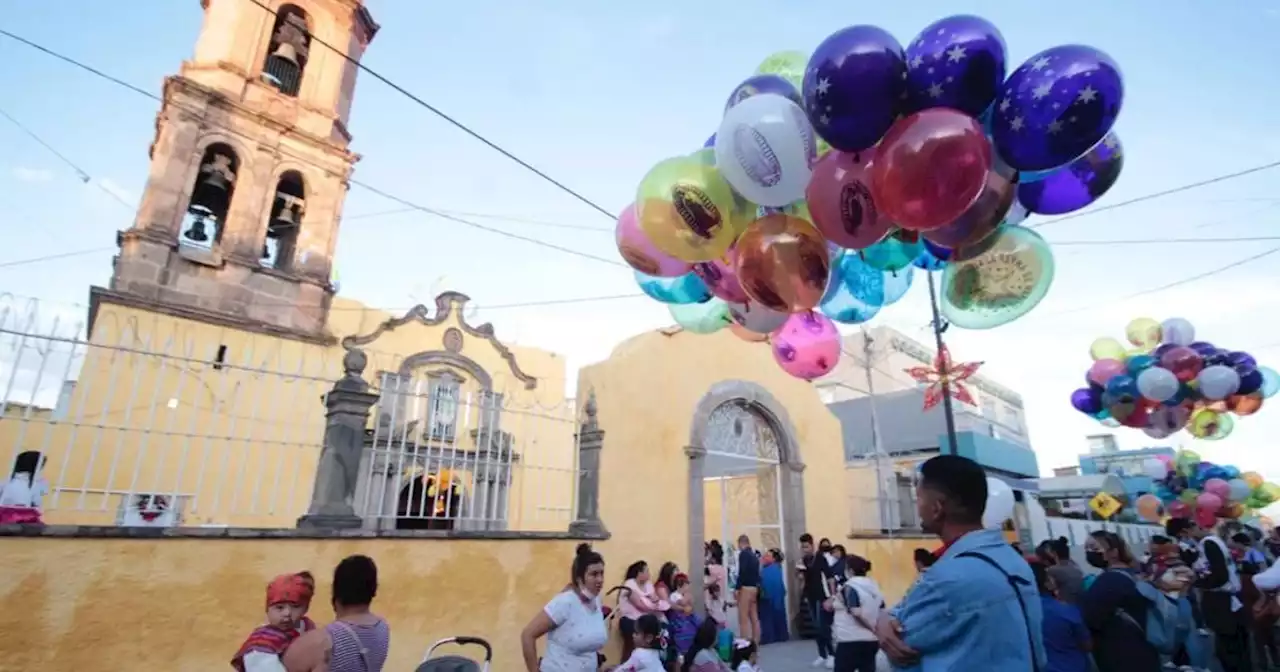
[298, 349, 379, 529]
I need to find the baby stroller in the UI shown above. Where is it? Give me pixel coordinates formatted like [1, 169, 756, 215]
[414, 636, 492, 672]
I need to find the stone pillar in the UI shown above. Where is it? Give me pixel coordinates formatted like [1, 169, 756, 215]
[569, 391, 608, 536]
[685, 443, 707, 613]
[298, 348, 379, 529]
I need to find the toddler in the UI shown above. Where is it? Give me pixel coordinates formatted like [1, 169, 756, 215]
[230, 573, 314, 672]
[730, 639, 759, 672]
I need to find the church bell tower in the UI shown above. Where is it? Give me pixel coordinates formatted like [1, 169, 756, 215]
[104, 0, 378, 340]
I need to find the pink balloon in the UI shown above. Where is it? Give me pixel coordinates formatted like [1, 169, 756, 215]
[1156, 454, 1174, 468]
[771, 311, 841, 381]
[615, 203, 691, 277]
[1194, 509, 1218, 528]
[1167, 501, 1190, 518]
[805, 150, 894, 250]
[692, 247, 750, 303]
[1202, 478, 1230, 500]
[1087, 359, 1127, 387]
[1196, 492, 1223, 513]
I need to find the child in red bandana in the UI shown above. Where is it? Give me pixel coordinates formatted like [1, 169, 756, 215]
[231, 573, 315, 672]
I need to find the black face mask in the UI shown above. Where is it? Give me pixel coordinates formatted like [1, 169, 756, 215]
[1085, 551, 1107, 569]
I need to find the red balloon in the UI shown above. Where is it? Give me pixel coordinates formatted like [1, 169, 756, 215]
[1167, 501, 1190, 518]
[805, 149, 894, 250]
[869, 109, 992, 232]
[1160, 346, 1204, 383]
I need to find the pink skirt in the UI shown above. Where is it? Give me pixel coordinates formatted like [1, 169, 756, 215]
[0, 506, 43, 525]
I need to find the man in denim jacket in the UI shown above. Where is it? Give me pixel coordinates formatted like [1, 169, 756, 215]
[876, 455, 1047, 671]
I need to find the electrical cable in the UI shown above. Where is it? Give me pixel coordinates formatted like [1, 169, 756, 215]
[0, 29, 624, 269]
[240, 0, 617, 222]
[345, 206, 612, 232]
[0, 104, 135, 210]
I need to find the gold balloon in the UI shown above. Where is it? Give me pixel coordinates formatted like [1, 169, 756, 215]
[1188, 408, 1222, 439]
[734, 214, 830, 312]
[1089, 337, 1126, 361]
[1228, 392, 1263, 416]
[1124, 317, 1162, 349]
[728, 322, 770, 343]
[636, 156, 745, 262]
[1244, 471, 1265, 489]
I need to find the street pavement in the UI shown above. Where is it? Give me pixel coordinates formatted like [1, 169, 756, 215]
[759, 639, 822, 670]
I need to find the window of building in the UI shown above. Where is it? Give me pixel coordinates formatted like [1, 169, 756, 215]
[263, 171, 304, 269]
[182, 144, 238, 247]
[261, 5, 310, 97]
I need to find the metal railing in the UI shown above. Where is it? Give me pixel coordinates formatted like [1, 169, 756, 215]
[0, 295, 582, 532]
[358, 379, 580, 532]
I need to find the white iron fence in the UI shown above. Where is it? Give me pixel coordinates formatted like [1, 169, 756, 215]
[0, 295, 581, 531]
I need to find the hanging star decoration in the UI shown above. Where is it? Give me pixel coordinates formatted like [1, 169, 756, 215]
[904, 344, 984, 411]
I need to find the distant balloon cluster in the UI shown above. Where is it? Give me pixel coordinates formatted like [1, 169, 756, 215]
[616, 14, 1127, 380]
[1134, 450, 1280, 529]
[1072, 317, 1278, 439]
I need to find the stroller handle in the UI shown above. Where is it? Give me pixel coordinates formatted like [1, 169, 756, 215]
[422, 636, 493, 662]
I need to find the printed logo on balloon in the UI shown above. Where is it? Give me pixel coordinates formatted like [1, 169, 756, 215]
[732, 124, 783, 188]
[839, 181, 874, 238]
[671, 184, 723, 240]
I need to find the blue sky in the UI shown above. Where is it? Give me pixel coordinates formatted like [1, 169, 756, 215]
[3, 0, 1280, 482]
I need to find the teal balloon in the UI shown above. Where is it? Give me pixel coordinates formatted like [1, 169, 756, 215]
[669, 298, 733, 334]
[819, 251, 882, 324]
[882, 267, 914, 306]
[862, 236, 924, 272]
[635, 270, 711, 305]
[1260, 366, 1280, 399]
[1126, 354, 1156, 376]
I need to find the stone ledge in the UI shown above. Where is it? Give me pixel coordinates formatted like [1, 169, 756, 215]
[847, 530, 936, 540]
[0, 524, 610, 541]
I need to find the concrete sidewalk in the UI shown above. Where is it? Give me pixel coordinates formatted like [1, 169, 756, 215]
[758, 639, 825, 669]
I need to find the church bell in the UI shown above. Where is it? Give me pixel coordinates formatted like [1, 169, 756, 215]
[190, 165, 232, 218]
[271, 42, 299, 66]
[184, 212, 210, 243]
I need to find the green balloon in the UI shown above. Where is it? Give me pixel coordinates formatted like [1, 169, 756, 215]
[755, 50, 808, 92]
[670, 299, 733, 334]
[940, 225, 1056, 330]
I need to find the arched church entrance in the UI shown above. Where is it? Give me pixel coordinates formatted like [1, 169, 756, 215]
[687, 381, 808, 636]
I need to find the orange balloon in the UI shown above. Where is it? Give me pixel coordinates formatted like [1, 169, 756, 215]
[728, 322, 770, 343]
[734, 214, 830, 312]
[1228, 392, 1263, 416]
[1135, 493, 1163, 522]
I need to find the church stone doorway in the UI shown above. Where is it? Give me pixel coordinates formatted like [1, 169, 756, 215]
[687, 381, 808, 633]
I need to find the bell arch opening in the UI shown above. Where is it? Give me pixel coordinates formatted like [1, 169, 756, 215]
[261, 5, 311, 97]
[182, 143, 239, 248]
[263, 170, 305, 269]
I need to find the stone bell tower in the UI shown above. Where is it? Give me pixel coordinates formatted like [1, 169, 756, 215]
[103, 0, 378, 340]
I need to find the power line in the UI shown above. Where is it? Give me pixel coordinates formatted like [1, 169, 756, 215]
[0, 247, 114, 270]
[0, 29, 624, 269]
[1052, 235, 1280, 246]
[1029, 160, 1280, 229]
[241, 0, 617, 222]
[345, 206, 612, 232]
[0, 104, 135, 210]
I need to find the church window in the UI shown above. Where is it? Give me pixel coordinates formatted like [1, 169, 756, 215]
[182, 143, 239, 248]
[263, 171, 304, 269]
[261, 5, 310, 97]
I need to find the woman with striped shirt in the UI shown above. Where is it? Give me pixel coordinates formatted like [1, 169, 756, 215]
[284, 555, 390, 672]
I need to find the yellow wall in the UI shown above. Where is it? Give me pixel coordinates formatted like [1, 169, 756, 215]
[0, 294, 575, 530]
[579, 327, 848, 602]
[0, 535, 581, 671]
[845, 537, 934, 605]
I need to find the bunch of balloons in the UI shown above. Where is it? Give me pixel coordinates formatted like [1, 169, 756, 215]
[1132, 449, 1280, 528]
[617, 14, 1127, 380]
[1071, 317, 1279, 438]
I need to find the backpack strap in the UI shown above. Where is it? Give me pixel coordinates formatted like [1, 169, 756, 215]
[956, 551, 1040, 672]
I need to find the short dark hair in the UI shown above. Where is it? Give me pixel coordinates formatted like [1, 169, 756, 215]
[913, 548, 936, 567]
[1030, 561, 1052, 595]
[737, 534, 751, 545]
[332, 554, 378, 607]
[799, 533, 814, 544]
[1050, 537, 1070, 559]
[919, 455, 988, 524]
[1232, 532, 1253, 545]
[1150, 535, 1172, 545]
[1166, 517, 1195, 538]
[572, 543, 604, 585]
[847, 555, 872, 576]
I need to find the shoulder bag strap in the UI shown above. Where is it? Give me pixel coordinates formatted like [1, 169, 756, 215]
[956, 551, 1040, 672]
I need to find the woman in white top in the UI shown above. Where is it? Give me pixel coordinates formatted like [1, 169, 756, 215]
[521, 544, 610, 672]
[830, 555, 883, 672]
[0, 451, 47, 525]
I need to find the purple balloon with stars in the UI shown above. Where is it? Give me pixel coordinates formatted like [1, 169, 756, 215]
[803, 25, 906, 153]
[1017, 131, 1123, 215]
[903, 15, 1007, 118]
[991, 44, 1124, 172]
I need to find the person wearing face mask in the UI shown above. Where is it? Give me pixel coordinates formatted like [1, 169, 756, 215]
[1077, 531, 1161, 671]
[1167, 518, 1251, 672]
[874, 455, 1046, 671]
